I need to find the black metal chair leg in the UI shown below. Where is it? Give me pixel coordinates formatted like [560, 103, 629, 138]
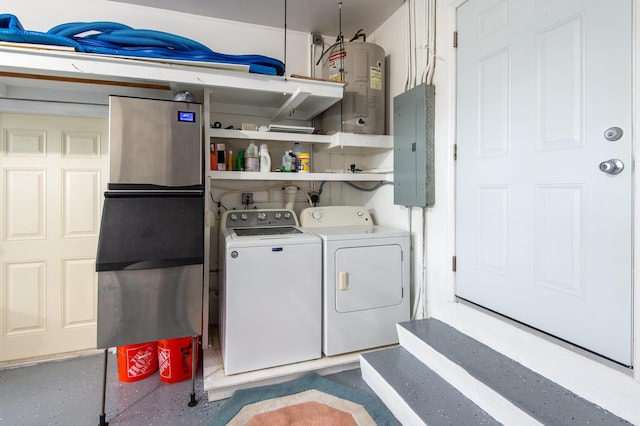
[99, 348, 109, 426]
[188, 335, 198, 407]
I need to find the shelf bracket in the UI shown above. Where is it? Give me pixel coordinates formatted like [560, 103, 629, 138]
[272, 88, 310, 121]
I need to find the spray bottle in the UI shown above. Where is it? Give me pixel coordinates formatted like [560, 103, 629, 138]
[281, 150, 293, 172]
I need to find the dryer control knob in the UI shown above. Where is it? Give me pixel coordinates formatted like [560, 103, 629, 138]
[283, 212, 292, 219]
[240, 213, 249, 220]
[357, 211, 364, 217]
[257, 212, 267, 220]
[229, 213, 238, 221]
[312, 211, 323, 220]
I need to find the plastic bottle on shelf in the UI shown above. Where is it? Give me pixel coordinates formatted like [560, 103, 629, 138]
[259, 143, 271, 172]
[292, 142, 303, 172]
[236, 148, 245, 171]
[216, 143, 226, 170]
[244, 142, 259, 171]
[281, 150, 293, 172]
[298, 152, 311, 173]
[209, 141, 217, 171]
[226, 150, 233, 171]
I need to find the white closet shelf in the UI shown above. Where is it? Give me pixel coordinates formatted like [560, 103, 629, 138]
[0, 45, 343, 121]
[325, 133, 394, 152]
[209, 171, 393, 182]
[207, 129, 393, 151]
[207, 128, 332, 144]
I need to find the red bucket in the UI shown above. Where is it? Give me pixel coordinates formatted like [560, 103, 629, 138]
[116, 341, 158, 382]
[157, 336, 199, 383]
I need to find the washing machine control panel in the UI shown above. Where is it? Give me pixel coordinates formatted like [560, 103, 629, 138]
[223, 209, 298, 228]
[300, 206, 373, 227]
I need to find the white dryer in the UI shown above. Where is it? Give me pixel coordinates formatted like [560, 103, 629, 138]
[300, 206, 410, 356]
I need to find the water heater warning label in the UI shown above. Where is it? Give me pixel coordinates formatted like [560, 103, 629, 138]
[370, 67, 382, 91]
[328, 50, 346, 62]
[328, 49, 347, 82]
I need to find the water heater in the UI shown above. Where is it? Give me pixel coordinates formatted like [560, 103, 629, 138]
[320, 41, 386, 135]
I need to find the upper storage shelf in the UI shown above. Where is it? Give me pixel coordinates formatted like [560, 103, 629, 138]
[205, 77, 343, 122]
[0, 45, 343, 121]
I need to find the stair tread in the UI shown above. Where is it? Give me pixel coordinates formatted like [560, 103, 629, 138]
[400, 318, 629, 425]
[362, 346, 500, 425]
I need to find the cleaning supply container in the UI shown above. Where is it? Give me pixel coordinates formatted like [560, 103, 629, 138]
[259, 143, 271, 172]
[244, 142, 259, 171]
[298, 152, 311, 172]
[291, 142, 303, 171]
[157, 336, 199, 383]
[236, 148, 245, 171]
[281, 150, 293, 172]
[116, 341, 158, 382]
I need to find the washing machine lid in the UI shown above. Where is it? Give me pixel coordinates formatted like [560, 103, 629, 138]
[233, 226, 302, 237]
[224, 227, 320, 246]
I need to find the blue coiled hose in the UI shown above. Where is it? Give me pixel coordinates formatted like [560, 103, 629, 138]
[0, 14, 284, 75]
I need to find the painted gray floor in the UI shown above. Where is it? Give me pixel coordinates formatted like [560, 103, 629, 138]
[399, 319, 630, 425]
[362, 347, 500, 425]
[0, 352, 377, 425]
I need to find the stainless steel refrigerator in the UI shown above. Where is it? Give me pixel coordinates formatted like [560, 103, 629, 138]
[96, 95, 204, 349]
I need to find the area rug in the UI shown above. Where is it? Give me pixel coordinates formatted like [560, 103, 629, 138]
[207, 372, 399, 425]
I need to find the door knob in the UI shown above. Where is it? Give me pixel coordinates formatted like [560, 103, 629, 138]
[599, 159, 624, 175]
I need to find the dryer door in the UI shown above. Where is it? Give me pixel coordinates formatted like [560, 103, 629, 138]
[334, 244, 403, 312]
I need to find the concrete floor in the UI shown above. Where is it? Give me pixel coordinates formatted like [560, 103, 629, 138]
[0, 351, 376, 425]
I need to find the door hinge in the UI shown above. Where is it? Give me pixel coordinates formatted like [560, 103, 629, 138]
[452, 256, 457, 272]
[453, 31, 458, 48]
[453, 144, 458, 161]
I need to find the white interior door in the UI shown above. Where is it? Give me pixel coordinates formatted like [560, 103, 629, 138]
[0, 114, 108, 362]
[456, 0, 633, 365]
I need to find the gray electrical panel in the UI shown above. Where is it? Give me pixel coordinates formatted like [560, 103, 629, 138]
[393, 83, 435, 207]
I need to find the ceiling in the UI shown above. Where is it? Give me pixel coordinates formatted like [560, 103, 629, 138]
[108, 0, 405, 39]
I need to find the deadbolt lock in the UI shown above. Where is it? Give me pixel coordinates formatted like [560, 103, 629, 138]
[604, 127, 623, 141]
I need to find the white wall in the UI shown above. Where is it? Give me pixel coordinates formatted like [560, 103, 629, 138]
[369, 0, 457, 315]
[365, 4, 411, 228]
[368, 2, 436, 318]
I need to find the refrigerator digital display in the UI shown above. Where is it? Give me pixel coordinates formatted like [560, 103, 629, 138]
[178, 111, 196, 123]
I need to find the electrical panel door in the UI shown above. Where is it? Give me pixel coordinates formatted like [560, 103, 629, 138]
[393, 83, 435, 207]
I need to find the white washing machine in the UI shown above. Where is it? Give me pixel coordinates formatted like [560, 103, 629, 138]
[300, 206, 410, 356]
[219, 209, 321, 375]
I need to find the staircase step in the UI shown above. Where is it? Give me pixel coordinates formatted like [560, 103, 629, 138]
[360, 346, 501, 425]
[398, 318, 629, 426]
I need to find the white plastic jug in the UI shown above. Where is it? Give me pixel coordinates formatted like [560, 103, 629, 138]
[244, 142, 259, 171]
[259, 144, 271, 172]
